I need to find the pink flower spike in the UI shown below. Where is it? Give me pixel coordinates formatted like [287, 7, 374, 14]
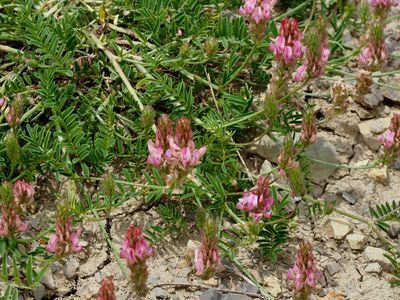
[97, 276, 117, 300]
[237, 192, 258, 211]
[321, 47, 330, 63]
[294, 64, 307, 82]
[194, 249, 204, 274]
[380, 129, 395, 148]
[47, 235, 59, 253]
[147, 140, 164, 167]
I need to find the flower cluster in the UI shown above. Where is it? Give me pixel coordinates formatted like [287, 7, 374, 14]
[147, 115, 207, 185]
[97, 276, 116, 300]
[294, 17, 330, 82]
[194, 215, 223, 279]
[13, 179, 35, 212]
[358, 38, 387, 69]
[120, 225, 155, 266]
[300, 109, 317, 146]
[287, 240, 321, 299]
[0, 206, 28, 237]
[0, 181, 31, 238]
[327, 82, 351, 117]
[237, 176, 274, 222]
[369, 0, 399, 11]
[269, 17, 303, 66]
[120, 225, 155, 295]
[239, 0, 277, 42]
[380, 113, 400, 164]
[47, 202, 83, 257]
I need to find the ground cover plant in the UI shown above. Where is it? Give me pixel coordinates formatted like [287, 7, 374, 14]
[0, 0, 400, 299]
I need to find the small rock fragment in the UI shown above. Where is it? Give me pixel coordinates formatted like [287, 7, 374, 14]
[63, 257, 79, 279]
[364, 246, 391, 271]
[260, 159, 273, 176]
[240, 282, 258, 294]
[181, 239, 200, 267]
[222, 294, 251, 300]
[340, 191, 358, 205]
[358, 117, 391, 150]
[204, 277, 218, 287]
[33, 283, 46, 300]
[41, 269, 55, 289]
[325, 217, 352, 240]
[387, 221, 400, 238]
[152, 287, 168, 299]
[367, 166, 388, 185]
[200, 288, 221, 300]
[365, 263, 382, 274]
[263, 275, 281, 297]
[325, 262, 341, 276]
[346, 233, 366, 250]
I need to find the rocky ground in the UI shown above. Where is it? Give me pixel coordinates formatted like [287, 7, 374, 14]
[24, 10, 400, 300]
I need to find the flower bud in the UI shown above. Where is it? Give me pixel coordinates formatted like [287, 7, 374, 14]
[140, 106, 155, 129]
[179, 43, 191, 59]
[5, 131, 21, 165]
[204, 37, 218, 57]
[102, 174, 116, 200]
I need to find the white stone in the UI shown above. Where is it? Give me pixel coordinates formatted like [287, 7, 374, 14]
[364, 246, 391, 271]
[367, 166, 388, 185]
[365, 263, 382, 274]
[346, 233, 366, 250]
[325, 217, 352, 240]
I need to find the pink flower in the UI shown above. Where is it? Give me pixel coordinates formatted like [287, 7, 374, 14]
[194, 217, 223, 278]
[239, 0, 276, 24]
[47, 215, 83, 257]
[120, 225, 154, 266]
[147, 140, 164, 167]
[97, 276, 116, 300]
[269, 17, 303, 66]
[147, 116, 207, 185]
[13, 180, 34, 212]
[294, 64, 307, 82]
[359, 47, 373, 65]
[380, 129, 395, 148]
[0, 206, 28, 237]
[287, 240, 321, 297]
[194, 249, 204, 274]
[321, 47, 330, 63]
[237, 176, 274, 222]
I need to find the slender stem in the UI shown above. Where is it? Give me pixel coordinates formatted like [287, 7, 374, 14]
[303, 0, 316, 34]
[307, 157, 378, 170]
[0, 45, 22, 54]
[273, 1, 310, 21]
[223, 44, 256, 88]
[88, 177, 165, 190]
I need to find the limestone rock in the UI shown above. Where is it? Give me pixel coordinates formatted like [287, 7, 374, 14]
[346, 233, 366, 250]
[364, 246, 391, 271]
[367, 166, 388, 185]
[200, 289, 220, 300]
[365, 263, 382, 274]
[325, 262, 341, 276]
[325, 217, 352, 240]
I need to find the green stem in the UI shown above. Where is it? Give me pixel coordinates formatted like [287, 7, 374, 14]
[307, 157, 378, 170]
[88, 177, 165, 190]
[223, 44, 256, 88]
[273, 1, 310, 21]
